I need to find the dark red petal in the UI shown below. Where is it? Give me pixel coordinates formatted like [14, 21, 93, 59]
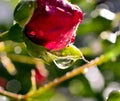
[25, 0, 83, 50]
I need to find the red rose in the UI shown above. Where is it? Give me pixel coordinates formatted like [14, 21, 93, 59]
[24, 0, 83, 51]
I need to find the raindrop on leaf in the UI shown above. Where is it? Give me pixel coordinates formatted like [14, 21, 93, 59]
[53, 57, 75, 69]
[51, 44, 89, 69]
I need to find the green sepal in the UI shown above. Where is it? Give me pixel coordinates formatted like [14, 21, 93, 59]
[14, 0, 36, 28]
[23, 35, 52, 63]
[47, 44, 85, 69]
[51, 44, 84, 60]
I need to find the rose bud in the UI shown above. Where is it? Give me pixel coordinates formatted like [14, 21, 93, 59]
[34, 63, 48, 85]
[24, 0, 83, 51]
[34, 68, 46, 85]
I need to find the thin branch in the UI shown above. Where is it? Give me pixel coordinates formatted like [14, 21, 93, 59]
[0, 87, 27, 100]
[27, 70, 37, 96]
[31, 70, 37, 91]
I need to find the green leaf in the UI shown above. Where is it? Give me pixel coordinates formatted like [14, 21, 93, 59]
[14, 0, 36, 27]
[0, 24, 23, 42]
[7, 23, 23, 42]
[107, 91, 120, 101]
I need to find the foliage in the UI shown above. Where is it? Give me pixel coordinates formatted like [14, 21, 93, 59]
[0, 0, 120, 101]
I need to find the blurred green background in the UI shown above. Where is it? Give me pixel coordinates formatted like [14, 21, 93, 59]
[0, 0, 120, 101]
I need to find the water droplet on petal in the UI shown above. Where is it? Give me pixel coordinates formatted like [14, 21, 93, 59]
[71, 35, 75, 44]
[53, 57, 75, 69]
[30, 31, 36, 36]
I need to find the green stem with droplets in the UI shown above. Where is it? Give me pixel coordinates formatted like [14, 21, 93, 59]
[27, 55, 105, 98]
[0, 44, 120, 100]
[27, 44, 120, 98]
[0, 37, 120, 100]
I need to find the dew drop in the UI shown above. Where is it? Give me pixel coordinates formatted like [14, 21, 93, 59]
[53, 57, 75, 69]
[30, 31, 36, 36]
